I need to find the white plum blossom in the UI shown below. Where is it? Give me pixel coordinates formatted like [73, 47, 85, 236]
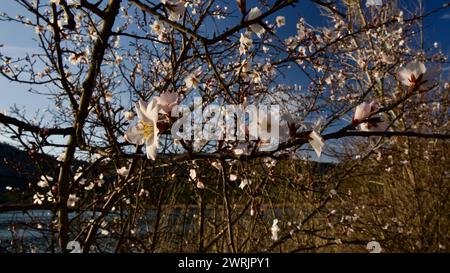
[196, 181, 205, 189]
[211, 161, 222, 170]
[251, 71, 262, 84]
[151, 20, 165, 36]
[34, 25, 44, 34]
[56, 153, 65, 162]
[366, 241, 382, 253]
[247, 7, 265, 37]
[100, 228, 109, 236]
[161, 0, 186, 21]
[276, 16, 285, 28]
[37, 180, 48, 188]
[46, 191, 55, 202]
[185, 68, 202, 89]
[366, 0, 382, 7]
[353, 101, 378, 124]
[114, 56, 123, 66]
[189, 169, 197, 180]
[189, 169, 204, 188]
[69, 52, 86, 65]
[33, 193, 45, 205]
[151, 20, 167, 41]
[239, 179, 251, 189]
[67, 194, 79, 207]
[238, 59, 251, 75]
[353, 101, 388, 131]
[308, 130, 324, 158]
[270, 219, 281, 241]
[96, 174, 105, 187]
[398, 61, 426, 87]
[250, 207, 255, 217]
[353, 102, 371, 123]
[123, 111, 135, 121]
[159, 91, 178, 115]
[105, 92, 113, 102]
[239, 32, 253, 56]
[37, 175, 53, 188]
[263, 157, 277, 168]
[116, 166, 129, 177]
[84, 182, 95, 191]
[124, 98, 160, 160]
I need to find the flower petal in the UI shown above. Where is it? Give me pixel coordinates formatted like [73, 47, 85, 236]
[124, 125, 145, 145]
[354, 102, 372, 122]
[309, 131, 324, 158]
[250, 24, 265, 37]
[145, 137, 158, 160]
[135, 100, 150, 122]
[248, 7, 262, 21]
[398, 67, 412, 86]
[248, 7, 265, 37]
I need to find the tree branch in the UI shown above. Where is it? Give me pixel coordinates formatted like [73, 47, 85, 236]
[0, 112, 74, 136]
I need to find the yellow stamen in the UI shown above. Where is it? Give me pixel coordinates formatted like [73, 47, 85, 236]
[139, 121, 154, 139]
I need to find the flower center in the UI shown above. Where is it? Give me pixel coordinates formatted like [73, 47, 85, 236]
[139, 121, 154, 139]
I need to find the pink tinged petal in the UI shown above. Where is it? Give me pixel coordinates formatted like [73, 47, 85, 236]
[309, 131, 324, 158]
[369, 100, 379, 112]
[160, 92, 178, 105]
[124, 125, 145, 145]
[406, 61, 426, 79]
[166, 102, 178, 113]
[398, 68, 413, 86]
[354, 102, 372, 122]
[159, 92, 178, 114]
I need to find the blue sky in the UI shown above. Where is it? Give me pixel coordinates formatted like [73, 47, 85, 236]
[1, 0, 449, 147]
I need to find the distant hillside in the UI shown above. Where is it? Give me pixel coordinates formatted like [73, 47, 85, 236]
[0, 142, 60, 193]
[1, 142, 33, 191]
